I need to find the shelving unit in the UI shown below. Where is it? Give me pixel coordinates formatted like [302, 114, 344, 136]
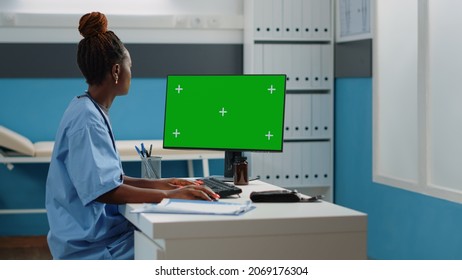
[244, 0, 334, 201]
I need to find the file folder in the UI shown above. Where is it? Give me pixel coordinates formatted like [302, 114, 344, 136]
[253, 0, 265, 37]
[282, 0, 293, 38]
[301, 94, 313, 138]
[311, 0, 322, 38]
[302, 0, 313, 39]
[311, 45, 322, 89]
[253, 44, 263, 73]
[321, 0, 332, 39]
[321, 44, 333, 89]
[292, 0, 303, 38]
[291, 142, 304, 187]
[284, 94, 294, 139]
[310, 141, 330, 187]
[291, 44, 304, 90]
[301, 142, 312, 186]
[272, 0, 283, 37]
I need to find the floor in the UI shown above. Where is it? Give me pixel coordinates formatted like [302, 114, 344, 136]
[0, 236, 52, 260]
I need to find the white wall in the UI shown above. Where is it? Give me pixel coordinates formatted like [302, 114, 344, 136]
[0, 0, 244, 43]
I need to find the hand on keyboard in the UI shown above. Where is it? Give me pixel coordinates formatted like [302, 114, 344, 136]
[197, 177, 242, 198]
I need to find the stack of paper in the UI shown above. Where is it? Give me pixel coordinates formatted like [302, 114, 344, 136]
[131, 199, 255, 216]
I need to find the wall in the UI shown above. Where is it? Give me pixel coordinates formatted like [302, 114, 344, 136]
[334, 78, 462, 259]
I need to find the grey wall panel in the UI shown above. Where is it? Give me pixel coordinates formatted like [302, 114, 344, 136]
[334, 39, 372, 77]
[0, 43, 243, 78]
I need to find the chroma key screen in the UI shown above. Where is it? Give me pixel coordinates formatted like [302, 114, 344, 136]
[163, 75, 286, 152]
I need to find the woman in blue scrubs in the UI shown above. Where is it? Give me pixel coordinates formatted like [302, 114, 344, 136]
[45, 12, 219, 260]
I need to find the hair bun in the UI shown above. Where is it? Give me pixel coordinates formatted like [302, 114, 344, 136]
[79, 12, 108, 38]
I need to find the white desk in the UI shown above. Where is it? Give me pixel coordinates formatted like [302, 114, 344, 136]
[119, 181, 367, 260]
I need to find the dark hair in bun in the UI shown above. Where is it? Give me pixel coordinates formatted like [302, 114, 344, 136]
[77, 12, 126, 85]
[78, 11, 108, 38]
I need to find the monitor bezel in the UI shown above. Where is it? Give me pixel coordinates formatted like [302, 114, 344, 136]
[162, 74, 287, 153]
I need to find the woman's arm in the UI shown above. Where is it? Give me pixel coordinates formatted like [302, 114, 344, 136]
[96, 177, 219, 204]
[122, 175, 199, 190]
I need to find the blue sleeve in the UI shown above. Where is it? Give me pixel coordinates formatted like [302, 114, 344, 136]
[66, 122, 123, 206]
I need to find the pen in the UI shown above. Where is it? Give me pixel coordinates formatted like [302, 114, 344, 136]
[149, 144, 152, 158]
[135, 145, 142, 157]
[141, 143, 146, 157]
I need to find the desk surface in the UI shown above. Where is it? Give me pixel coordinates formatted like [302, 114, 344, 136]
[119, 180, 367, 259]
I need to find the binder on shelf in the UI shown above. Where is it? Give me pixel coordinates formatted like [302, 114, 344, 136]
[311, 0, 322, 39]
[301, 94, 313, 139]
[254, 0, 265, 37]
[262, 44, 274, 74]
[311, 93, 322, 138]
[283, 94, 294, 139]
[302, 0, 313, 39]
[291, 44, 304, 90]
[282, 0, 293, 38]
[310, 141, 330, 187]
[253, 44, 263, 73]
[291, 0, 303, 38]
[321, 44, 333, 89]
[320, 0, 332, 39]
[280, 44, 293, 89]
[301, 142, 312, 187]
[272, 148, 284, 185]
[262, 0, 274, 38]
[311, 45, 322, 89]
[301, 44, 313, 89]
[291, 94, 304, 139]
[291, 142, 303, 187]
[320, 93, 332, 138]
[272, 0, 283, 38]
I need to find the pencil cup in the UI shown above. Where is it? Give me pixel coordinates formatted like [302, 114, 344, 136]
[141, 156, 162, 179]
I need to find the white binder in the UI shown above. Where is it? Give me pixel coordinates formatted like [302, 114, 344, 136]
[301, 142, 312, 186]
[272, 0, 284, 38]
[291, 142, 303, 187]
[291, 94, 304, 139]
[310, 141, 330, 187]
[280, 44, 293, 89]
[321, 0, 332, 39]
[320, 93, 332, 138]
[291, 44, 304, 90]
[276, 142, 293, 187]
[301, 44, 313, 89]
[291, 0, 303, 38]
[311, 0, 322, 39]
[311, 93, 322, 138]
[253, 44, 263, 74]
[311, 45, 322, 89]
[282, 0, 293, 38]
[262, 0, 274, 38]
[284, 94, 294, 139]
[254, 0, 265, 38]
[302, 0, 313, 38]
[262, 44, 273, 74]
[301, 94, 313, 138]
[321, 44, 333, 89]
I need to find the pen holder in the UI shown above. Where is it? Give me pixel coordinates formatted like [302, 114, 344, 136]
[141, 156, 162, 179]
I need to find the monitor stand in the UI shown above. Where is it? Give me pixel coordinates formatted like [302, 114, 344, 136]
[211, 151, 259, 182]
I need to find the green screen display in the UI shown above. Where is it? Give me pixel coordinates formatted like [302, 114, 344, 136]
[163, 75, 286, 152]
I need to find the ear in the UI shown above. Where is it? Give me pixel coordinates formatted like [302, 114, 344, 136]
[112, 64, 120, 83]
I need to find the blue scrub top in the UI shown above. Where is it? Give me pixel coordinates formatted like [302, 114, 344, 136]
[45, 95, 134, 260]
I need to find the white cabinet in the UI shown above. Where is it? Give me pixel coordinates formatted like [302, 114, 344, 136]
[244, 0, 334, 201]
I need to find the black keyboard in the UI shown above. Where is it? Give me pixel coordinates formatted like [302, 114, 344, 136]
[201, 177, 242, 198]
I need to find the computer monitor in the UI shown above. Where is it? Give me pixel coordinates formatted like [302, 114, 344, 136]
[163, 74, 286, 179]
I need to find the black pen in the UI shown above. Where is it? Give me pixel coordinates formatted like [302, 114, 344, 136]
[149, 144, 152, 158]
